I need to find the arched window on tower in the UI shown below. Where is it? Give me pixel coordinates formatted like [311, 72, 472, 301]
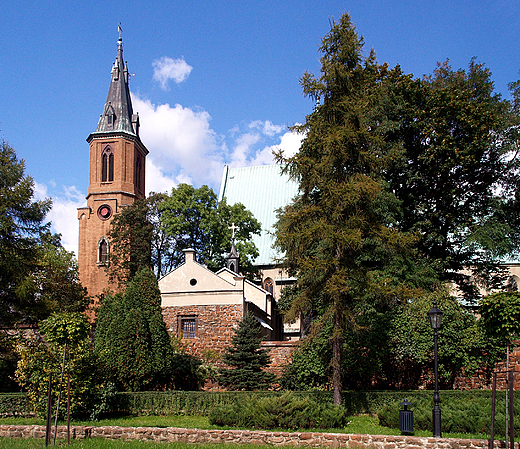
[98, 237, 109, 265]
[101, 147, 114, 182]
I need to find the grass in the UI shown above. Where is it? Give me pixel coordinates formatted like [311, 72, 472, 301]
[0, 414, 495, 441]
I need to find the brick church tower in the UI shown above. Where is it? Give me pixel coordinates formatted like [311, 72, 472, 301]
[77, 36, 148, 300]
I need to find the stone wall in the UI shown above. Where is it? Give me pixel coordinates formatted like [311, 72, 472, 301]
[454, 341, 520, 390]
[0, 424, 513, 448]
[162, 304, 243, 361]
[261, 340, 299, 376]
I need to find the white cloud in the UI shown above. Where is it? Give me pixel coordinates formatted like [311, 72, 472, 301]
[35, 183, 85, 258]
[152, 56, 193, 90]
[249, 120, 284, 137]
[132, 94, 224, 188]
[145, 159, 177, 195]
[228, 127, 304, 168]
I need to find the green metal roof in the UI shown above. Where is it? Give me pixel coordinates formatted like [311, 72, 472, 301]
[218, 165, 299, 266]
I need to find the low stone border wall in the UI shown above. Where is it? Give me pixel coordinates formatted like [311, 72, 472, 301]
[0, 424, 516, 448]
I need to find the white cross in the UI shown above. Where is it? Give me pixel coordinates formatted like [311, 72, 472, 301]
[228, 222, 239, 239]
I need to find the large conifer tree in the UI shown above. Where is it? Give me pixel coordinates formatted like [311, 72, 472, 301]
[275, 14, 423, 404]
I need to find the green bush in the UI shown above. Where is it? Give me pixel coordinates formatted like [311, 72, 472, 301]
[208, 392, 348, 430]
[377, 391, 517, 437]
[0, 393, 32, 417]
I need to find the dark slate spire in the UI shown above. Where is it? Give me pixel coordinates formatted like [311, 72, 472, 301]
[92, 36, 139, 137]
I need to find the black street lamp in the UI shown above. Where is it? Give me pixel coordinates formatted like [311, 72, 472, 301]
[428, 300, 443, 438]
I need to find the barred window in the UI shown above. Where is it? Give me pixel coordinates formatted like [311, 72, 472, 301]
[179, 316, 197, 339]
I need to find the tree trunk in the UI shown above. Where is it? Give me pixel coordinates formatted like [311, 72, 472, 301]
[332, 301, 342, 405]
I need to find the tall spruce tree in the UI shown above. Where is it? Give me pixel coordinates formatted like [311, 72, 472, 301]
[275, 14, 425, 404]
[219, 313, 274, 390]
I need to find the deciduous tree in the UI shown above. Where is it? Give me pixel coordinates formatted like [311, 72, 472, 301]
[159, 184, 261, 278]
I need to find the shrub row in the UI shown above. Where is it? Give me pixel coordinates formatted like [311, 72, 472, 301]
[0, 393, 32, 417]
[209, 392, 348, 430]
[377, 390, 516, 437]
[1, 390, 512, 425]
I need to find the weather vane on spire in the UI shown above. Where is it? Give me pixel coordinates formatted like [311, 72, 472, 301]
[118, 23, 123, 40]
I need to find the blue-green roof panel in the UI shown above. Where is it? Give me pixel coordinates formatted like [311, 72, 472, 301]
[218, 165, 299, 266]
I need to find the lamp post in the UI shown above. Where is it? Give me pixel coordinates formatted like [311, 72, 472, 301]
[428, 300, 443, 438]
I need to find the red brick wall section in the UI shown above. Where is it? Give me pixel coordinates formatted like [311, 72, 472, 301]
[162, 305, 243, 361]
[0, 424, 511, 448]
[161, 306, 298, 377]
[454, 341, 520, 390]
[262, 341, 299, 376]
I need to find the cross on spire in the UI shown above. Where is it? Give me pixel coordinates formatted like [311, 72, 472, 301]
[228, 222, 239, 240]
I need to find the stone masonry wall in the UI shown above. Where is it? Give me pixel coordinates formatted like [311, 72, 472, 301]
[162, 305, 298, 378]
[261, 341, 299, 376]
[162, 304, 243, 361]
[0, 424, 514, 449]
[454, 341, 520, 390]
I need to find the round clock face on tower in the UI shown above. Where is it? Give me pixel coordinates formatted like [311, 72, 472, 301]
[97, 204, 113, 220]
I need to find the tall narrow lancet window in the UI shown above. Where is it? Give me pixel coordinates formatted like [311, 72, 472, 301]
[98, 237, 109, 265]
[101, 147, 114, 182]
[135, 156, 142, 191]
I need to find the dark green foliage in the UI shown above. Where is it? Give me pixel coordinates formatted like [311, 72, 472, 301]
[275, 13, 427, 404]
[209, 392, 348, 430]
[276, 12, 520, 396]
[378, 392, 520, 437]
[382, 60, 520, 299]
[94, 269, 175, 391]
[14, 312, 98, 418]
[159, 184, 261, 279]
[0, 333, 20, 392]
[219, 313, 274, 390]
[0, 140, 87, 326]
[0, 393, 31, 416]
[107, 198, 153, 286]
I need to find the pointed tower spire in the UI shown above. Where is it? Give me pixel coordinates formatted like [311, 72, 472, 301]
[91, 34, 139, 137]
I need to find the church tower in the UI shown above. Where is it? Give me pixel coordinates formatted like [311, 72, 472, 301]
[77, 36, 148, 300]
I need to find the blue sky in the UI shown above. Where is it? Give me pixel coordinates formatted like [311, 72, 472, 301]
[1, 0, 519, 256]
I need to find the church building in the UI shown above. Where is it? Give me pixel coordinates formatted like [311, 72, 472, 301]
[77, 36, 148, 300]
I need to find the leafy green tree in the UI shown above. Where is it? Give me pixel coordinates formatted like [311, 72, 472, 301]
[219, 312, 275, 390]
[159, 184, 261, 278]
[107, 198, 153, 286]
[480, 291, 520, 360]
[15, 312, 98, 417]
[390, 288, 501, 388]
[94, 268, 174, 391]
[382, 60, 520, 300]
[0, 140, 52, 325]
[274, 14, 423, 404]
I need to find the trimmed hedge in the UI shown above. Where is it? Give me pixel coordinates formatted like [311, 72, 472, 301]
[1, 390, 514, 424]
[377, 390, 515, 437]
[0, 393, 32, 417]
